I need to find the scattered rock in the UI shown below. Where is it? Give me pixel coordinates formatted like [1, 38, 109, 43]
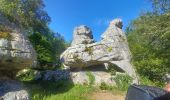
[41, 70, 70, 81]
[0, 78, 29, 100]
[17, 69, 71, 82]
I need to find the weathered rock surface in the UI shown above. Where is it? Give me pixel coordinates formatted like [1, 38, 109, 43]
[17, 69, 71, 82]
[60, 18, 138, 84]
[71, 25, 94, 46]
[0, 13, 36, 76]
[0, 78, 29, 100]
[70, 65, 116, 85]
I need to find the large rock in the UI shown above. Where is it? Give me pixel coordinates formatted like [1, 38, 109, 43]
[71, 25, 94, 46]
[0, 13, 36, 77]
[0, 78, 29, 100]
[60, 18, 138, 84]
[70, 65, 116, 85]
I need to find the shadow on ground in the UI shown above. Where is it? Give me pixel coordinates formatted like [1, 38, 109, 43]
[23, 79, 74, 100]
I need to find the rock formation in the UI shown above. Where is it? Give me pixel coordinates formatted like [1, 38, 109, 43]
[60, 18, 138, 85]
[0, 78, 29, 100]
[0, 14, 36, 100]
[71, 25, 94, 46]
[0, 14, 36, 77]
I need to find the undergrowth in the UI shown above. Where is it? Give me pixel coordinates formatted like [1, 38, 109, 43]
[24, 80, 94, 100]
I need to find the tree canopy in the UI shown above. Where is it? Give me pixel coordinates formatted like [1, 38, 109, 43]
[0, 0, 67, 69]
[127, 0, 170, 85]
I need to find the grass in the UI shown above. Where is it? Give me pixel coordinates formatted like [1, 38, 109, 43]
[99, 82, 125, 95]
[23, 80, 125, 100]
[112, 74, 133, 91]
[24, 80, 94, 100]
[86, 71, 95, 85]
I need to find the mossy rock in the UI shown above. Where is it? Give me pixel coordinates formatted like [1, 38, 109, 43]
[0, 32, 11, 40]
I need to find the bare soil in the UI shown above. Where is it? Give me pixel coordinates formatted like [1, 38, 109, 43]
[89, 90, 125, 100]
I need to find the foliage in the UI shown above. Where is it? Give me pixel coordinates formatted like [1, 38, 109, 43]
[16, 69, 38, 81]
[99, 82, 112, 90]
[100, 74, 132, 91]
[0, 0, 51, 30]
[86, 71, 95, 85]
[24, 81, 93, 100]
[107, 64, 124, 75]
[127, 12, 170, 84]
[113, 74, 133, 91]
[150, 0, 170, 14]
[99, 82, 125, 95]
[0, 0, 67, 69]
[29, 32, 66, 69]
[140, 76, 156, 86]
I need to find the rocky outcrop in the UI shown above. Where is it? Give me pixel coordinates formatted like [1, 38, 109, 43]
[71, 25, 94, 46]
[0, 14, 36, 77]
[60, 18, 138, 84]
[0, 78, 29, 100]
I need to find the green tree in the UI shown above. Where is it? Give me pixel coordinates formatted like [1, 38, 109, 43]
[150, 0, 170, 14]
[127, 12, 170, 83]
[0, 0, 67, 69]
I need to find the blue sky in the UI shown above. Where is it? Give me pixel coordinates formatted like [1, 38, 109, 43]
[44, 0, 152, 42]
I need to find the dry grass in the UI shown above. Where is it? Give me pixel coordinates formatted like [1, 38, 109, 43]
[89, 90, 125, 100]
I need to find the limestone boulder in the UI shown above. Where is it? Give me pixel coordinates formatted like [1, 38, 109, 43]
[60, 18, 138, 83]
[0, 13, 36, 77]
[0, 78, 29, 100]
[71, 25, 94, 46]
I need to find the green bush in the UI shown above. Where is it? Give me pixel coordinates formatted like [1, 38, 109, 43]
[24, 80, 93, 100]
[99, 82, 112, 90]
[113, 74, 133, 91]
[127, 11, 170, 85]
[107, 64, 124, 76]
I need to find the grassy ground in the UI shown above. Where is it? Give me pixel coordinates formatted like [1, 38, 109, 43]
[23, 80, 125, 100]
[24, 80, 94, 100]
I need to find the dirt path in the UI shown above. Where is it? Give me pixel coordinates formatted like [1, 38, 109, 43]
[89, 90, 125, 100]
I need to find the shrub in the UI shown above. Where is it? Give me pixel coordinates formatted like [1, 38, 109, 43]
[113, 74, 133, 91]
[99, 82, 112, 90]
[107, 64, 124, 76]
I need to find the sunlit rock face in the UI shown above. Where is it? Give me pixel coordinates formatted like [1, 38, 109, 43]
[0, 14, 36, 77]
[60, 18, 138, 84]
[71, 25, 94, 46]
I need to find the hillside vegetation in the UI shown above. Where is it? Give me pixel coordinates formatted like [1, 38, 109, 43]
[127, 0, 170, 86]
